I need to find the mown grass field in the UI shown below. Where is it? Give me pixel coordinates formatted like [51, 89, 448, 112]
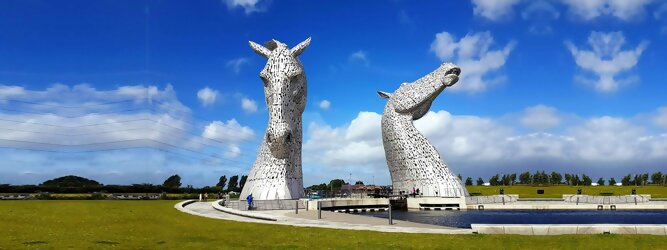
[1, 200, 666, 249]
[466, 185, 667, 198]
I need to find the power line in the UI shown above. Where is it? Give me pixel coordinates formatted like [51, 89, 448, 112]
[0, 117, 261, 149]
[0, 138, 254, 166]
[0, 98, 141, 108]
[0, 146, 252, 167]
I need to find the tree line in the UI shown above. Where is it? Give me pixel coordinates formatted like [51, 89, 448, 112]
[0, 174, 250, 194]
[461, 171, 667, 186]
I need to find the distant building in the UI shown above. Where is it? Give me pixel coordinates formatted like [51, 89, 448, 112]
[614, 183, 623, 186]
[340, 184, 392, 198]
[591, 183, 599, 186]
[482, 183, 491, 186]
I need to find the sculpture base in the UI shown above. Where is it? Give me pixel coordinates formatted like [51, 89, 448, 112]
[407, 197, 467, 210]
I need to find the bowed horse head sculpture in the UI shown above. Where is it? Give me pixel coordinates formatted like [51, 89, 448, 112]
[377, 62, 468, 198]
[377, 62, 460, 120]
[240, 37, 310, 201]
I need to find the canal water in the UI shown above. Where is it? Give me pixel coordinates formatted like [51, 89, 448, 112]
[363, 210, 667, 228]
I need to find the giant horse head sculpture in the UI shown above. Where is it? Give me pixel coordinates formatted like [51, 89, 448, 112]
[377, 62, 468, 198]
[377, 63, 460, 121]
[240, 38, 310, 201]
[249, 38, 310, 159]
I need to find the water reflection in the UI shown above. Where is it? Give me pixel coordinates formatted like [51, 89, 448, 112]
[364, 210, 667, 228]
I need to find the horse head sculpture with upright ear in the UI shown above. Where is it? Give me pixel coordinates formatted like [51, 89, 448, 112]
[378, 62, 468, 198]
[240, 37, 311, 201]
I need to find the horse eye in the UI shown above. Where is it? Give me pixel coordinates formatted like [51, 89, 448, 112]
[260, 75, 269, 87]
[290, 74, 300, 83]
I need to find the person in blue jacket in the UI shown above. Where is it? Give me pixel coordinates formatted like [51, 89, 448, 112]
[246, 194, 253, 210]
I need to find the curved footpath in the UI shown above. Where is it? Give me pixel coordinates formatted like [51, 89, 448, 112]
[175, 200, 472, 234]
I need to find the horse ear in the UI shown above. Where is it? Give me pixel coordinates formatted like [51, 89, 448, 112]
[249, 40, 271, 58]
[290, 37, 311, 57]
[377, 91, 391, 99]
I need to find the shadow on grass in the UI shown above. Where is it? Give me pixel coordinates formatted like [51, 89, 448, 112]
[22, 241, 47, 245]
[94, 240, 119, 245]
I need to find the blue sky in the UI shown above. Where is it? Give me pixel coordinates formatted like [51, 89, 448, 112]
[1, 0, 666, 187]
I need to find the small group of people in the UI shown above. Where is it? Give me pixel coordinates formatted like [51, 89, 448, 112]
[411, 187, 421, 198]
[198, 192, 209, 202]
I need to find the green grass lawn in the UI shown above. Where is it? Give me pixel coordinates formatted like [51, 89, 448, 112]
[0, 201, 666, 249]
[466, 185, 667, 198]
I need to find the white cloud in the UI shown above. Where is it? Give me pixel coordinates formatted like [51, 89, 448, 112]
[202, 119, 255, 142]
[520, 105, 561, 130]
[565, 31, 648, 93]
[522, 0, 560, 20]
[241, 98, 258, 113]
[521, 0, 560, 35]
[303, 112, 385, 170]
[654, 107, 667, 128]
[562, 0, 653, 21]
[224, 145, 242, 158]
[223, 0, 266, 14]
[202, 119, 255, 160]
[472, 0, 522, 21]
[318, 100, 331, 110]
[226, 57, 250, 74]
[197, 87, 219, 107]
[303, 106, 667, 184]
[348, 50, 369, 65]
[0, 84, 254, 186]
[430, 31, 515, 93]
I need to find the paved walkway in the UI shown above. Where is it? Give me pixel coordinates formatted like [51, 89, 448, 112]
[176, 201, 472, 234]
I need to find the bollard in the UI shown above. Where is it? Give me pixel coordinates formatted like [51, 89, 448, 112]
[317, 201, 321, 219]
[306, 200, 309, 211]
[295, 200, 299, 214]
[502, 195, 505, 205]
[388, 204, 393, 225]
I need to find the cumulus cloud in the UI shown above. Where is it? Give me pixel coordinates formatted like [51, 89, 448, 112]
[223, 0, 267, 14]
[202, 119, 255, 159]
[202, 119, 255, 143]
[197, 87, 219, 107]
[241, 98, 258, 113]
[520, 105, 561, 130]
[318, 100, 331, 110]
[430, 31, 515, 93]
[565, 31, 648, 93]
[472, 0, 522, 21]
[226, 57, 250, 74]
[654, 107, 667, 128]
[562, 0, 653, 21]
[303, 112, 385, 170]
[348, 50, 369, 65]
[0, 84, 253, 186]
[303, 106, 667, 185]
[224, 145, 242, 158]
[521, 0, 560, 35]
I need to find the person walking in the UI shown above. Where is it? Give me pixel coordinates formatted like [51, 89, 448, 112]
[204, 192, 208, 202]
[246, 194, 253, 210]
